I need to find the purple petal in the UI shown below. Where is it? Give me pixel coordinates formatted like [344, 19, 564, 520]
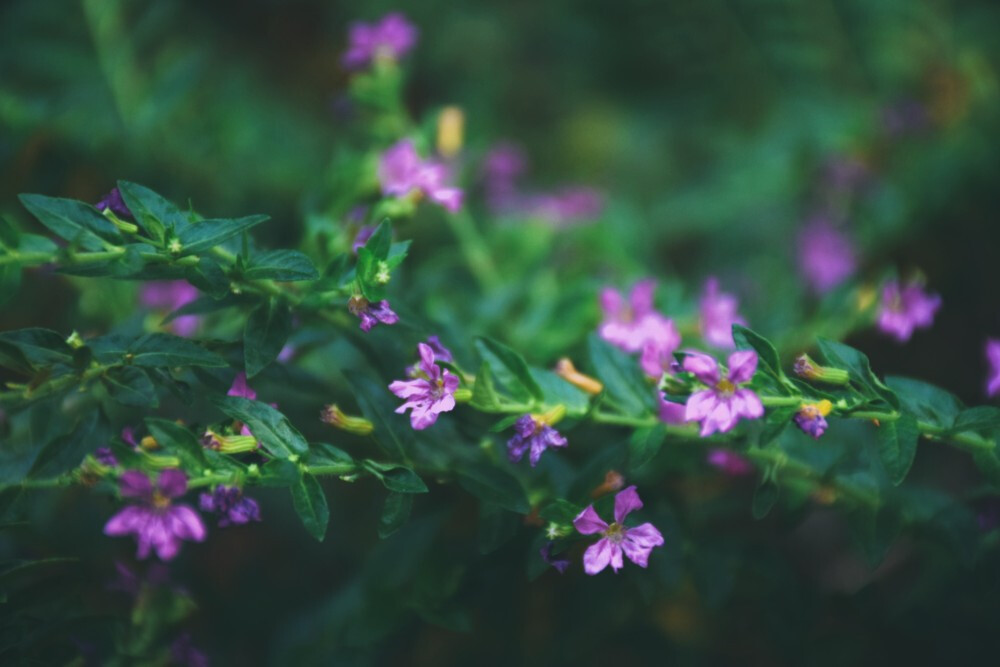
[157, 469, 188, 499]
[629, 279, 656, 318]
[599, 287, 623, 320]
[227, 372, 256, 400]
[726, 350, 758, 384]
[682, 353, 721, 386]
[732, 388, 764, 420]
[104, 506, 146, 536]
[622, 523, 664, 567]
[582, 538, 614, 575]
[167, 505, 207, 542]
[573, 505, 608, 535]
[659, 396, 687, 424]
[685, 389, 719, 422]
[613, 485, 643, 524]
[118, 471, 153, 500]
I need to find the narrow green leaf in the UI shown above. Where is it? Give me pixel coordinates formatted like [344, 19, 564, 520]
[363, 460, 428, 493]
[470, 361, 501, 411]
[364, 219, 393, 260]
[817, 338, 899, 409]
[290, 473, 329, 541]
[127, 333, 227, 367]
[733, 325, 786, 387]
[259, 459, 302, 487]
[886, 376, 963, 429]
[103, 367, 158, 407]
[177, 215, 269, 255]
[0, 328, 74, 367]
[244, 299, 292, 378]
[18, 194, 120, 251]
[212, 396, 309, 457]
[117, 181, 188, 237]
[476, 336, 544, 403]
[243, 250, 319, 281]
[29, 411, 106, 480]
[876, 414, 919, 485]
[952, 406, 1000, 435]
[378, 492, 414, 539]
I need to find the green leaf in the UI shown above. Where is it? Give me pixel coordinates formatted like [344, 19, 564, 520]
[349, 373, 411, 459]
[144, 418, 208, 470]
[971, 449, 1000, 487]
[117, 181, 188, 238]
[127, 333, 227, 367]
[751, 480, 779, 519]
[876, 413, 919, 485]
[308, 442, 355, 467]
[177, 215, 269, 256]
[363, 460, 428, 493]
[185, 257, 230, 298]
[18, 194, 121, 251]
[162, 293, 241, 324]
[378, 492, 414, 539]
[951, 406, 1000, 435]
[243, 299, 292, 378]
[457, 463, 529, 513]
[587, 334, 654, 415]
[886, 376, 963, 429]
[0, 328, 74, 368]
[629, 424, 667, 471]
[476, 336, 543, 403]
[817, 338, 899, 409]
[733, 325, 787, 389]
[212, 396, 309, 458]
[538, 499, 581, 524]
[385, 240, 411, 269]
[0, 340, 32, 375]
[478, 503, 520, 554]
[259, 459, 302, 487]
[364, 219, 393, 260]
[290, 473, 329, 541]
[243, 250, 319, 282]
[470, 361, 501, 411]
[29, 411, 106, 480]
[355, 246, 385, 302]
[530, 368, 590, 415]
[102, 367, 158, 407]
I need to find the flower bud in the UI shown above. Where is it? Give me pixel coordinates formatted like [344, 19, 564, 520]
[200, 429, 259, 454]
[554, 357, 604, 395]
[436, 106, 465, 158]
[320, 404, 374, 436]
[793, 353, 850, 386]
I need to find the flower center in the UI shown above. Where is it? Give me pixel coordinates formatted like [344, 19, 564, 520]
[151, 491, 171, 510]
[715, 379, 736, 396]
[604, 522, 625, 544]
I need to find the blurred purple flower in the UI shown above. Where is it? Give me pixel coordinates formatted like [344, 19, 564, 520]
[507, 414, 568, 467]
[199, 485, 261, 528]
[539, 542, 570, 574]
[876, 279, 941, 342]
[525, 187, 604, 226]
[104, 469, 206, 561]
[640, 319, 681, 378]
[352, 225, 376, 253]
[378, 139, 463, 212]
[707, 449, 754, 476]
[986, 339, 1000, 397]
[95, 447, 118, 467]
[698, 277, 746, 348]
[794, 401, 832, 440]
[573, 486, 664, 575]
[121, 426, 138, 448]
[797, 219, 857, 293]
[683, 350, 763, 436]
[341, 12, 418, 70]
[140, 281, 200, 337]
[95, 187, 132, 219]
[227, 371, 256, 400]
[348, 295, 399, 332]
[599, 279, 676, 353]
[658, 395, 687, 425]
[389, 342, 459, 430]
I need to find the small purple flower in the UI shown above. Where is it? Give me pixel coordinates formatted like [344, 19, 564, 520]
[352, 225, 377, 253]
[95, 447, 118, 467]
[348, 295, 399, 332]
[876, 279, 941, 343]
[794, 401, 832, 439]
[707, 449, 754, 476]
[699, 277, 746, 348]
[639, 320, 682, 378]
[525, 187, 604, 227]
[506, 414, 568, 467]
[987, 339, 1000, 398]
[378, 139, 463, 212]
[573, 486, 664, 575]
[482, 142, 527, 214]
[539, 541, 570, 574]
[95, 187, 132, 219]
[683, 350, 764, 436]
[103, 469, 206, 561]
[140, 281, 201, 337]
[199, 485, 261, 528]
[424, 335, 453, 364]
[658, 394, 686, 425]
[599, 279, 676, 353]
[341, 12, 418, 70]
[797, 219, 857, 293]
[389, 343, 460, 430]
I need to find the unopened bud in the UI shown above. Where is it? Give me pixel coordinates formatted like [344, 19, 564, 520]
[554, 358, 604, 395]
[793, 353, 850, 386]
[66, 331, 85, 349]
[140, 435, 159, 451]
[591, 470, 625, 499]
[436, 106, 465, 157]
[200, 429, 259, 454]
[320, 404, 374, 436]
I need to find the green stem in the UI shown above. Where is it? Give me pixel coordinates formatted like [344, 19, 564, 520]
[760, 396, 803, 408]
[443, 210, 501, 292]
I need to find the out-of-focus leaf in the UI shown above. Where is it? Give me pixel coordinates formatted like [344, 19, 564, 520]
[244, 299, 292, 378]
[127, 333, 227, 367]
[290, 473, 329, 541]
[876, 413, 919, 485]
[212, 396, 309, 457]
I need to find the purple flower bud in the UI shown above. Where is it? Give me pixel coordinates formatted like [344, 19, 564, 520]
[987, 339, 1000, 398]
[95, 447, 118, 467]
[199, 485, 261, 528]
[95, 187, 133, 219]
[539, 541, 570, 574]
[876, 279, 941, 343]
[707, 449, 754, 476]
[348, 296, 399, 332]
[794, 401, 832, 439]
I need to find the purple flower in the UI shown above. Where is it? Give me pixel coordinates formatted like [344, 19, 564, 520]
[573, 486, 664, 575]
[95, 447, 118, 467]
[876, 279, 941, 342]
[103, 469, 206, 561]
[348, 295, 399, 332]
[698, 277, 746, 348]
[121, 426, 138, 448]
[598, 279, 677, 353]
[539, 541, 570, 574]
[139, 281, 200, 337]
[95, 187, 132, 219]
[199, 485, 261, 528]
[683, 350, 764, 436]
[389, 343, 460, 430]
[525, 187, 604, 226]
[794, 401, 832, 439]
[482, 142, 527, 214]
[987, 339, 1000, 398]
[378, 139, 463, 212]
[797, 219, 857, 293]
[423, 335, 453, 363]
[506, 414, 568, 467]
[341, 12, 418, 70]
[352, 225, 376, 253]
[227, 371, 256, 400]
[707, 449, 754, 476]
[639, 320, 682, 378]
[658, 394, 687, 425]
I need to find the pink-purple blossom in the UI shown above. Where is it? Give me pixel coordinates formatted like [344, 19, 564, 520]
[797, 219, 857, 294]
[341, 12, 418, 70]
[573, 486, 664, 575]
[199, 485, 261, 528]
[683, 350, 764, 436]
[378, 139, 463, 212]
[103, 469, 206, 561]
[95, 447, 118, 467]
[507, 414, 568, 466]
[524, 188, 604, 227]
[658, 394, 686, 425]
[389, 342, 460, 430]
[348, 295, 399, 332]
[706, 449, 754, 476]
[793, 401, 832, 439]
[876, 279, 941, 342]
[96, 187, 132, 219]
[140, 281, 200, 337]
[640, 320, 682, 379]
[986, 339, 1000, 397]
[698, 278, 746, 348]
[599, 279, 677, 354]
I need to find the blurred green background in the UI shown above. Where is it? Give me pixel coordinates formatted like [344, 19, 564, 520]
[3, 0, 1000, 664]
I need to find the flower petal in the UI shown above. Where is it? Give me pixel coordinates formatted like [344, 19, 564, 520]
[682, 353, 721, 386]
[104, 506, 145, 536]
[685, 389, 718, 422]
[582, 538, 613, 575]
[614, 485, 643, 523]
[573, 505, 608, 535]
[157, 469, 188, 498]
[118, 470, 153, 500]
